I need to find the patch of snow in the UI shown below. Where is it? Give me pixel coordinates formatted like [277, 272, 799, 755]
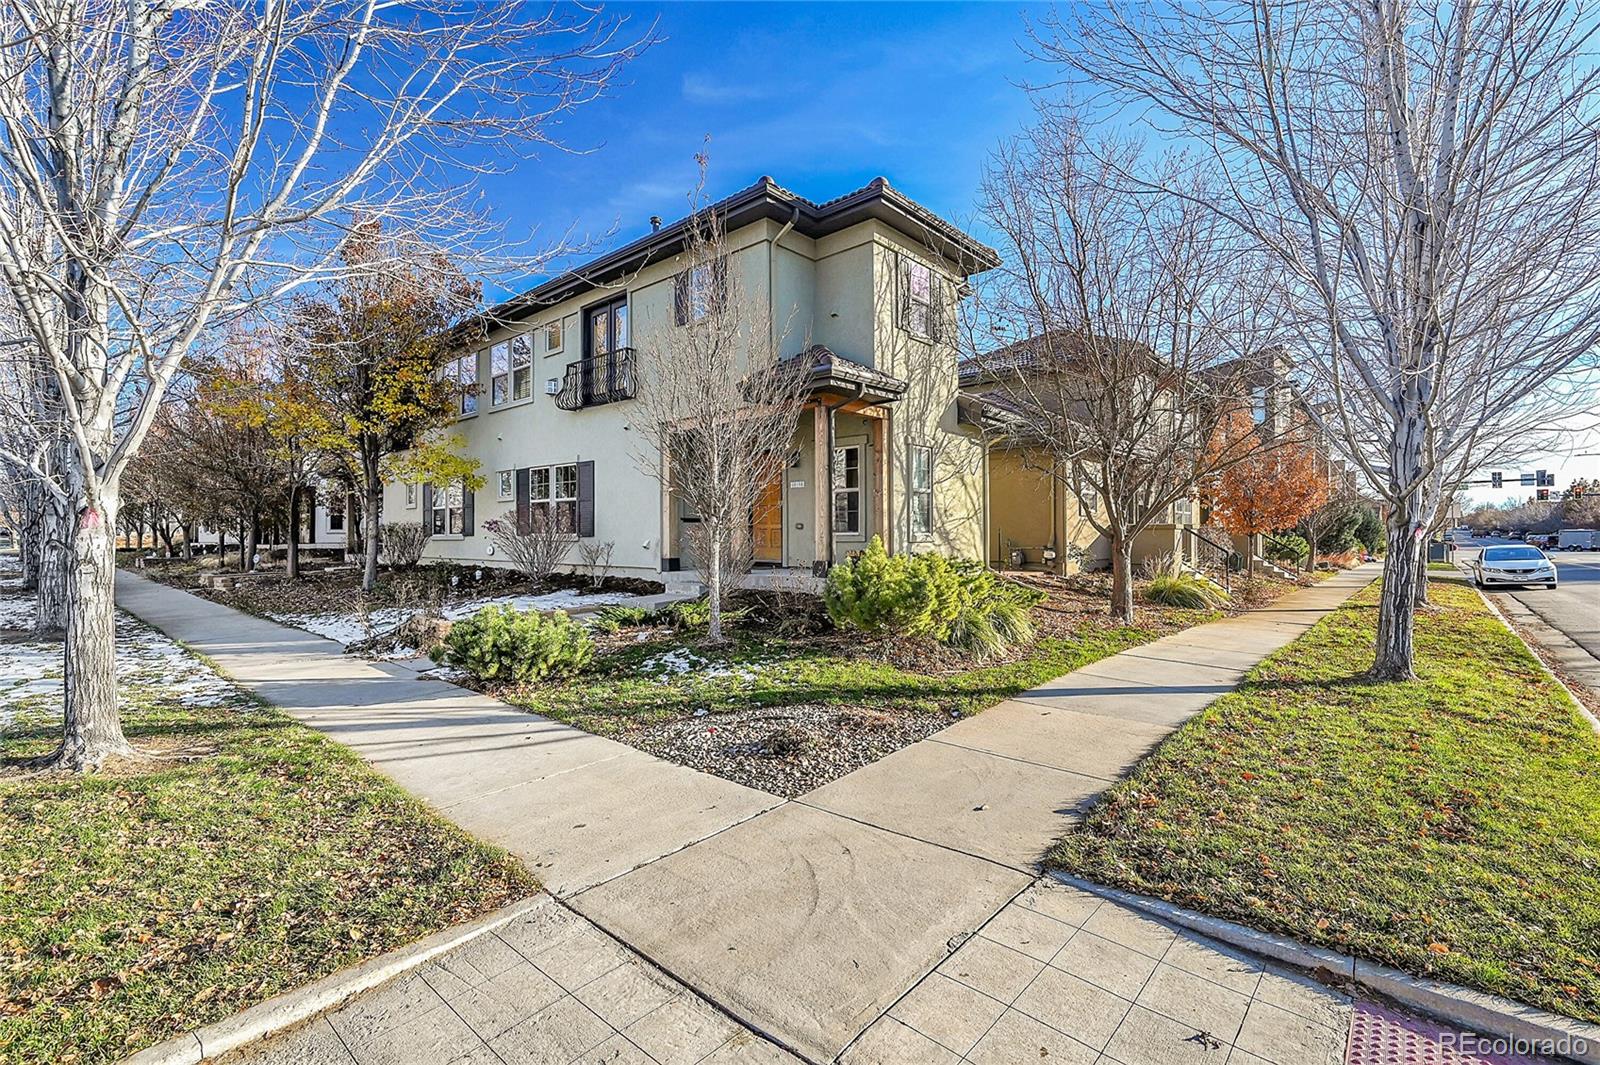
[263, 590, 650, 647]
[640, 647, 762, 684]
[440, 589, 642, 619]
[0, 582, 252, 731]
[263, 608, 409, 646]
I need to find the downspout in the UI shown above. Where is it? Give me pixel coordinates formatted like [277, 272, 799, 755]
[769, 207, 800, 353]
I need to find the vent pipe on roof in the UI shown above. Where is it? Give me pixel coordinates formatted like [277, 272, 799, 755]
[649, 215, 662, 233]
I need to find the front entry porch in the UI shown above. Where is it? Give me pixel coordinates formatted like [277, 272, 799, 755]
[659, 346, 908, 579]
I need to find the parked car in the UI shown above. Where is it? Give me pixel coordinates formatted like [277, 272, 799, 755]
[1473, 544, 1558, 589]
[1557, 529, 1600, 551]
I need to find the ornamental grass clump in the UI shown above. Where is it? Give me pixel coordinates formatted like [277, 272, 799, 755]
[824, 536, 1043, 656]
[436, 605, 594, 683]
[1146, 571, 1231, 610]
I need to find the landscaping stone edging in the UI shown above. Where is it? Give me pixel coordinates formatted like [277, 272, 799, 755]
[1048, 872, 1600, 1065]
[119, 895, 548, 1065]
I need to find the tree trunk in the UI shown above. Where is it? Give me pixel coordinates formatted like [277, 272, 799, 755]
[35, 490, 71, 636]
[707, 534, 723, 642]
[287, 484, 302, 580]
[1109, 535, 1135, 624]
[1306, 529, 1319, 573]
[244, 515, 259, 572]
[362, 452, 382, 592]
[18, 480, 41, 591]
[52, 497, 134, 769]
[1372, 511, 1420, 680]
[1413, 545, 1429, 607]
[181, 522, 193, 561]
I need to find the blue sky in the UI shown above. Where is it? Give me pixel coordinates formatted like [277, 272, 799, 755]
[460, 1, 1597, 495]
[474, 1, 1047, 300]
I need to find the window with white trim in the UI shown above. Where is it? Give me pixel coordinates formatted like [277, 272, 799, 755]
[1173, 497, 1194, 525]
[326, 490, 345, 531]
[1078, 484, 1098, 519]
[528, 462, 578, 533]
[489, 338, 532, 406]
[544, 320, 563, 355]
[831, 445, 862, 535]
[901, 259, 934, 339]
[910, 446, 934, 541]
[431, 482, 464, 535]
[446, 353, 478, 415]
[404, 483, 417, 509]
[497, 470, 513, 501]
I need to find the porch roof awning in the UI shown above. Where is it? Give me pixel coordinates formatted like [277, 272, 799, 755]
[784, 344, 908, 404]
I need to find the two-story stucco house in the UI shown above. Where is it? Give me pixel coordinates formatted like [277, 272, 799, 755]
[383, 176, 1001, 582]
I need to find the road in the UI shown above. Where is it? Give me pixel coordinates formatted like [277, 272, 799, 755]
[1449, 537, 1600, 696]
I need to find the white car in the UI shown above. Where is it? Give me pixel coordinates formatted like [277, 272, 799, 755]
[1473, 545, 1558, 589]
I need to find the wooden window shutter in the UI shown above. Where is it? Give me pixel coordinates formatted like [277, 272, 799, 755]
[515, 467, 531, 534]
[461, 480, 475, 536]
[673, 270, 689, 326]
[421, 484, 433, 517]
[576, 460, 595, 537]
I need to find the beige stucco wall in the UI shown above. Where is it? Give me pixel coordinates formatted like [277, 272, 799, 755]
[986, 447, 1108, 572]
[384, 212, 990, 577]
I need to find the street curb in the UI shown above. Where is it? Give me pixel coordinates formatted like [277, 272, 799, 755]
[1471, 581, 1600, 738]
[1049, 872, 1600, 1064]
[119, 895, 548, 1065]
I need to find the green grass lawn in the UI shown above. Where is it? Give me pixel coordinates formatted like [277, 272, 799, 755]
[507, 623, 1162, 736]
[1049, 580, 1600, 1022]
[0, 620, 535, 1065]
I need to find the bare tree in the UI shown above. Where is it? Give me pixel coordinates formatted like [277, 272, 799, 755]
[630, 162, 810, 642]
[483, 509, 572, 586]
[968, 116, 1283, 623]
[1041, 0, 1600, 677]
[0, 0, 648, 768]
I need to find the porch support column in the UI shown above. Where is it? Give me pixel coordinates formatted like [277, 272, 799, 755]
[812, 403, 830, 573]
[659, 442, 674, 569]
[872, 412, 890, 553]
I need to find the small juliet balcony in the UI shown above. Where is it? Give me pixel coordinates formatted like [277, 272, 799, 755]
[555, 348, 637, 411]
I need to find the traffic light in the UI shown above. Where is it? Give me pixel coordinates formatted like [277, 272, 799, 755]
[1537, 488, 1551, 501]
[1491, 471, 1502, 488]
[1574, 482, 1588, 498]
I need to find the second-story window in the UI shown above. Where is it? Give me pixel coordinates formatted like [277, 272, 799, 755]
[490, 336, 533, 406]
[446, 353, 478, 415]
[901, 258, 935, 340]
[674, 259, 726, 325]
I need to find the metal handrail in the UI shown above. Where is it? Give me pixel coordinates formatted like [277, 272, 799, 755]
[555, 347, 636, 411]
[1184, 525, 1233, 593]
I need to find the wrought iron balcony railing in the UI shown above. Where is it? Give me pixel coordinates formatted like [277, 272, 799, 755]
[555, 347, 636, 411]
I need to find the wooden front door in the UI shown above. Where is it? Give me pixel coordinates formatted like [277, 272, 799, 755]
[751, 472, 784, 563]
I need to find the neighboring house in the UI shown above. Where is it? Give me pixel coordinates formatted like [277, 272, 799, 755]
[192, 479, 349, 554]
[386, 176, 1001, 581]
[957, 333, 1203, 575]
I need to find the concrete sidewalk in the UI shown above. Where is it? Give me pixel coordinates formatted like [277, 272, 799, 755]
[118, 565, 1378, 1063]
[114, 572, 781, 897]
[571, 566, 1379, 1060]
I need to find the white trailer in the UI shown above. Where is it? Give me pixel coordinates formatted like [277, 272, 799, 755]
[1557, 528, 1600, 550]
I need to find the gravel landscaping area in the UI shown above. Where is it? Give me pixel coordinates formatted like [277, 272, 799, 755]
[620, 703, 958, 798]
